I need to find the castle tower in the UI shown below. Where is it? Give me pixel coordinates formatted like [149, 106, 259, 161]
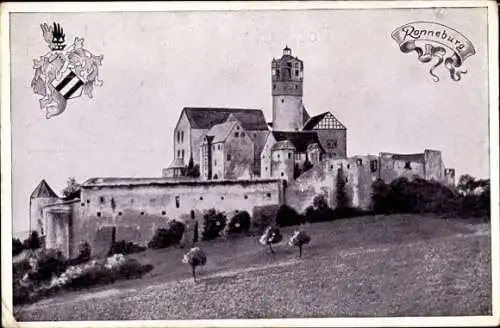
[272, 46, 304, 131]
[29, 179, 60, 236]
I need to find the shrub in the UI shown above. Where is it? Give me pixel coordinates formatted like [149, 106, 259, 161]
[13, 259, 31, 281]
[276, 205, 305, 227]
[109, 240, 146, 256]
[201, 209, 227, 241]
[27, 249, 67, 285]
[13, 238, 24, 256]
[148, 220, 186, 249]
[251, 204, 280, 234]
[226, 211, 251, 235]
[259, 226, 283, 254]
[23, 231, 41, 250]
[182, 247, 207, 282]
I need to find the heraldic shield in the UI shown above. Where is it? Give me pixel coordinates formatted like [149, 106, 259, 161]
[51, 67, 85, 100]
[31, 22, 103, 119]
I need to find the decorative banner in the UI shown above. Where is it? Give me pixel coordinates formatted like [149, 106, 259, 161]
[31, 22, 103, 119]
[391, 21, 475, 82]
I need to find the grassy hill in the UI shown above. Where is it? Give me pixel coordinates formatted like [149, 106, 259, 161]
[14, 214, 491, 320]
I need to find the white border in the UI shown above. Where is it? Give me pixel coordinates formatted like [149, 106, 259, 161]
[1, 1, 498, 327]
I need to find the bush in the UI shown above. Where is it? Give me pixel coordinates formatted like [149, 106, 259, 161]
[251, 205, 280, 234]
[148, 220, 186, 249]
[13, 238, 24, 256]
[369, 177, 488, 217]
[27, 249, 67, 284]
[67, 241, 92, 266]
[276, 205, 305, 227]
[109, 240, 146, 256]
[226, 211, 251, 235]
[201, 209, 227, 241]
[13, 259, 31, 281]
[23, 231, 41, 250]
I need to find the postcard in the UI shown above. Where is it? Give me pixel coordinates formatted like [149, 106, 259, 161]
[1, 1, 498, 327]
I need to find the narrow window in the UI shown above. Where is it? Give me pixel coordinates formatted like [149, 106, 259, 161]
[288, 153, 292, 159]
[281, 98, 284, 103]
[175, 196, 180, 208]
[221, 196, 224, 200]
[236, 126, 240, 130]
[267, 193, 271, 198]
[182, 150, 185, 159]
[99, 196, 105, 204]
[199, 196, 203, 200]
[81, 202, 85, 207]
[347, 164, 350, 169]
[181, 131, 184, 143]
[356, 159, 363, 166]
[177, 150, 181, 158]
[370, 160, 378, 173]
[281, 172, 284, 177]
[404, 161, 412, 169]
[191, 210, 195, 219]
[214, 160, 217, 166]
[244, 195, 248, 199]
[277, 154, 280, 159]
[227, 154, 232, 161]
[295, 70, 299, 77]
[161, 211, 166, 215]
[273, 84, 276, 89]
[218, 144, 221, 150]
[97, 212, 101, 217]
[265, 167, 268, 171]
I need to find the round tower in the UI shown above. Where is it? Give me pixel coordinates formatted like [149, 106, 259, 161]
[272, 46, 304, 131]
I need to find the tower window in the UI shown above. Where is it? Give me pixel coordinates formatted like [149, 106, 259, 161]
[276, 69, 280, 78]
[97, 212, 101, 217]
[175, 196, 180, 208]
[162, 211, 166, 215]
[182, 150, 185, 159]
[99, 196, 105, 204]
[218, 144, 221, 150]
[281, 172, 284, 177]
[177, 150, 181, 158]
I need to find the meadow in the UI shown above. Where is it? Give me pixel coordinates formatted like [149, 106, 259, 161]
[14, 214, 491, 320]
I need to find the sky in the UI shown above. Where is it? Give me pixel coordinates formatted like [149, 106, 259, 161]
[9, 7, 490, 234]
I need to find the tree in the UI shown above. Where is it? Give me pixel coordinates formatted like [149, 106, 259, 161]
[457, 174, 476, 196]
[182, 247, 207, 282]
[288, 230, 311, 258]
[12, 238, 24, 256]
[62, 177, 81, 200]
[23, 231, 41, 250]
[192, 221, 199, 245]
[184, 156, 200, 178]
[259, 226, 283, 254]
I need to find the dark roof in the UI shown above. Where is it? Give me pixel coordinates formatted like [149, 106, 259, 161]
[272, 131, 324, 153]
[183, 107, 269, 131]
[303, 111, 346, 130]
[31, 179, 58, 199]
[302, 105, 310, 124]
[390, 153, 425, 163]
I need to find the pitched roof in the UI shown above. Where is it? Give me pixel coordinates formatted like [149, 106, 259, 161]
[272, 140, 296, 151]
[183, 107, 269, 131]
[31, 179, 58, 199]
[302, 105, 310, 124]
[271, 131, 324, 153]
[206, 121, 238, 143]
[303, 111, 346, 130]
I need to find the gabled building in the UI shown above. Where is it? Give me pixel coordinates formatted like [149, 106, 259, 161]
[199, 115, 255, 180]
[303, 111, 347, 159]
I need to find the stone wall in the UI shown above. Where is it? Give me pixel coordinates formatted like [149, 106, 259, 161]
[72, 179, 285, 248]
[424, 149, 445, 182]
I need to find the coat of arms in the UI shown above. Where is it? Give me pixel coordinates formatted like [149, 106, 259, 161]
[31, 23, 103, 119]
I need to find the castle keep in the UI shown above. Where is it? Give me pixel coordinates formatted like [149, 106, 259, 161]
[30, 46, 455, 258]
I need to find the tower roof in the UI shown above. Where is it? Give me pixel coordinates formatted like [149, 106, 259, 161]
[182, 107, 269, 131]
[30, 179, 58, 199]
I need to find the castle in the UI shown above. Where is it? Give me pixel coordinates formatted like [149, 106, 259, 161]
[29, 46, 456, 258]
